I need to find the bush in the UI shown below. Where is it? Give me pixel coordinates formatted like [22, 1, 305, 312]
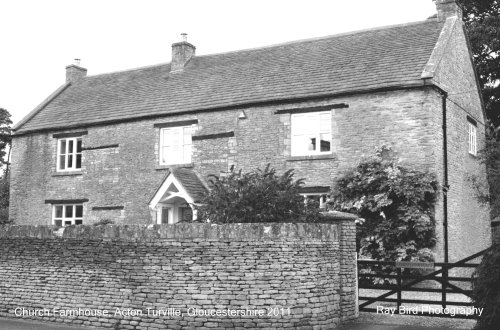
[472, 244, 500, 329]
[196, 165, 320, 223]
[93, 219, 114, 226]
[0, 174, 10, 225]
[328, 146, 438, 264]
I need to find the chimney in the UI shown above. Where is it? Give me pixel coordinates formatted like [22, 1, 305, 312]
[434, 0, 463, 22]
[171, 33, 196, 72]
[65, 59, 87, 83]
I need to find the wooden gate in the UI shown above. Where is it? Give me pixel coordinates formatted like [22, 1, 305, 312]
[357, 249, 487, 319]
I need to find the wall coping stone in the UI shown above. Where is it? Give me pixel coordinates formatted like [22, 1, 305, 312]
[0, 211, 357, 241]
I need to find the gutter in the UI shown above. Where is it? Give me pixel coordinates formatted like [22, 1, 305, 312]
[13, 83, 436, 137]
[441, 91, 449, 264]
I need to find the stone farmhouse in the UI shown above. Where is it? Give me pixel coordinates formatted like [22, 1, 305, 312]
[10, 0, 491, 262]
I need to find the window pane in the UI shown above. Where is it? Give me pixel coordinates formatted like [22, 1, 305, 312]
[291, 135, 308, 156]
[64, 220, 72, 226]
[171, 145, 181, 164]
[320, 133, 331, 152]
[162, 146, 171, 164]
[76, 139, 82, 153]
[162, 129, 172, 146]
[75, 205, 83, 217]
[320, 112, 331, 132]
[60, 140, 66, 155]
[55, 206, 63, 218]
[68, 155, 73, 168]
[55, 220, 62, 227]
[161, 207, 169, 224]
[308, 136, 316, 151]
[65, 205, 73, 218]
[76, 154, 82, 169]
[59, 156, 66, 170]
[183, 127, 192, 144]
[183, 144, 191, 163]
[75, 219, 83, 225]
[171, 128, 181, 145]
[68, 140, 74, 154]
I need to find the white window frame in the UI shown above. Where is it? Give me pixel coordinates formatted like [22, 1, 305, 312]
[57, 137, 82, 172]
[159, 125, 193, 165]
[52, 204, 83, 226]
[302, 193, 328, 209]
[468, 120, 477, 156]
[291, 111, 332, 156]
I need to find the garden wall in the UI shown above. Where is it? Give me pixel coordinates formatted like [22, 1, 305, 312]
[0, 213, 357, 329]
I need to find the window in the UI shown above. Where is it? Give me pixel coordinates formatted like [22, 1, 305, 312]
[57, 138, 82, 171]
[468, 119, 477, 156]
[160, 126, 192, 165]
[291, 111, 332, 156]
[52, 204, 83, 226]
[303, 194, 328, 209]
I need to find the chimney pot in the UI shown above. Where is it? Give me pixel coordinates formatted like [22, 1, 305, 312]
[434, 0, 463, 22]
[65, 61, 87, 83]
[171, 33, 196, 72]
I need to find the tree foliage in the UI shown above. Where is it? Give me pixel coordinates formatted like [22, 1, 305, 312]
[0, 108, 12, 167]
[470, 127, 500, 218]
[196, 165, 320, 224]
[0, 108, 12, 224]
[458, 0, 500, 125]
[328, 147, 438, 262]
[471, 244, 500, 329]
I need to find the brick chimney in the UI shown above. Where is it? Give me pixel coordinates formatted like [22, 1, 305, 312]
[435, 0, 463, 22]
[171, 33, 195, 72]
[65, 59, 87, 83]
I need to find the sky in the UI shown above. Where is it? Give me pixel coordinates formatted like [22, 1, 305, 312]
[0, 0, 437, 126]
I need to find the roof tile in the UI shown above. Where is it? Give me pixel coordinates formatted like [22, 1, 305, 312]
[15, 19, 443, 133]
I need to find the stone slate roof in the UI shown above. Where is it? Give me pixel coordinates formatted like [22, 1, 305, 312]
[14, 19, 443, 134]
[172, 168, 208, 203]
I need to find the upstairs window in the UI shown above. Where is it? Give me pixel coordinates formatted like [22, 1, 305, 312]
[468, 118, 477, 156]
[52, 204, 83, 226]
[57, 137, 82, 171]
[160, 126, 192, 165]
[291, 111, 332, 156]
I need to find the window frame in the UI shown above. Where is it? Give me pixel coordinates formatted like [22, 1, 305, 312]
[291, 111, 332, 156]
[56, 137, 82, 172]
[52, 204, 84, 227]
[159, 125, 193, 165]
[468, 120, 477, 156]
[301, 193, 328, 209]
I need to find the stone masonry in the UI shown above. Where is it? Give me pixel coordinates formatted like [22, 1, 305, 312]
[0, 218, 357, 329]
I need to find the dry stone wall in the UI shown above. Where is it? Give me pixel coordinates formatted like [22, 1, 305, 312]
[0, 218, 357, 329]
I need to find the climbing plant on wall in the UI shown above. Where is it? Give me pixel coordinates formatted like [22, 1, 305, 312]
[328, 146, 438, 264]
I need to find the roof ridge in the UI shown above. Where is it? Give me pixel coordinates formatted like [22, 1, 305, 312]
[84, 18, 439, 79]
[85, 62, 169, 79]
[189, 19, 440, 58]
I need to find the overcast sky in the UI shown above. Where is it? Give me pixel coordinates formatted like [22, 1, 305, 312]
[0, 0, 437, 126]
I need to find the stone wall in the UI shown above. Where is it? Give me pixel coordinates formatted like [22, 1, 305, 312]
[0, 218, 357, 329]
[9, 88, 442, 226]
[432, 18, 491, 262]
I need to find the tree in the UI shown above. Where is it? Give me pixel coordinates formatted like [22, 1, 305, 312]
[328, 147, 438, 263]
[470, 127, 500, 218]
[458, 0, 500, 125]
[196, 165, 320, 224]
[471, 244, 500, 329]
[0, 108, 12, 225]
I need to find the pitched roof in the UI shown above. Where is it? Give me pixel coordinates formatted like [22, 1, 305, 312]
[14, 19, 443, 134]
[171, 168, 208, 203]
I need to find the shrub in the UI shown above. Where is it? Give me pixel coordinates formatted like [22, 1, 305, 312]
[196, 165, 320, 223]
[472, 244, 500, 330]
[93, 219, 114, 226]
[328, 146, 438, 265]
